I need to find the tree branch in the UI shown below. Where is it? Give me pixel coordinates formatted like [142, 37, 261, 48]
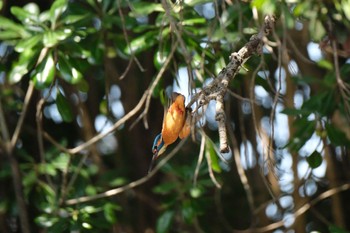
[186, 15, 276, 153]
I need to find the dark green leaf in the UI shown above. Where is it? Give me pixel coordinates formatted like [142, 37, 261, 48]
[306, 151, 322, 169]
[181, 200, 195, 224]
[32, 52, 55, 89]
[281, 108, 311, 116]
[153, 182, 177, 195]
[56, 92, 74, 123]
[329, 225, 350, 233]
[326, 124, 350, 146]
[156, 211, 174, 233]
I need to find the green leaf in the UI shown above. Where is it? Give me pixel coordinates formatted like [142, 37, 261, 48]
[0, 16, 28, 37]
[326, 124, 350, 146]
[205, 140, 221, 173]
[181, 200, 195, 224]
[156, 211, 174, 233]
[8, 47, 39, 84]
[306, 151, 322, 169]
[15, 34, 42, 53]
[52, 153, 70, 171]
[38, 163, 57, 176]
[281, 108, 311, 116]
[58, 54, 83, 84]
[43, 31, 59, 48]
[154, 48, 169, 70]
[62, 14, 90, 24]
[309, 18, 325, 41]
[124, 31, 158, 55]
[130, 2, 164, 16]
[251, 0, 276, 15]
[103, 203, 119, 224]
[56, 92, 74, 123]
[0, 30, 21, 40]
[50, 0, 68, 25]
[10, 6, 38, 23]
[32, 52, 55, 89]
[317, 59, 333, 70]
[342, 0, 350, 21]
[153, 182, 177, 195]
[329, 225, 350, 233]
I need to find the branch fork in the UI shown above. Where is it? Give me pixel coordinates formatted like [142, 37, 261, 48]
[187, 15, 276, 153]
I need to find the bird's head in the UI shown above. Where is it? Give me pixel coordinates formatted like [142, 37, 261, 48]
[149, 133, 167, 173]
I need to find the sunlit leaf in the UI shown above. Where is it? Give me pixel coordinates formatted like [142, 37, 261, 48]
[82, 222, 92, 229]
[205, 140, 221, 173]
[32, 52, 55, 89]
[103, 203, 120, 224]
[0, 16, 28, 37]
[38, 163, 57, 176]
[15, 34, 42, 53]
[58, 54, 83, 84]
[317, 59, 333, 70]
[56, 91, 74, 123]
[306, 151, 322, 169]
[124, 31, 158, 55]
[9, 47, 39, 84]
[52, 153, 70, 171]
[130, 2, 164, 17]
[11, 6, 34, 22]
[50, 0, 67, 25]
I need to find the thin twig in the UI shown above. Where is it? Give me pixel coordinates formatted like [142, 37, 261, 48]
[193, 132, 206, 187]
[10, 82, 35, 148]
[65, 138, 187, 205]
[232, 183, 350, 233]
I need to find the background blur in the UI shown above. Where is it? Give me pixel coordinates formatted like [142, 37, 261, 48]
[0, 0, 350, 232]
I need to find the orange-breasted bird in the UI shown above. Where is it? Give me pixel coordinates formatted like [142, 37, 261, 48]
[149, 93, 191, 173]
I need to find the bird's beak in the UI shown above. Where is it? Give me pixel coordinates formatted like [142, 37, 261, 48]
[148, 151, 158, 174]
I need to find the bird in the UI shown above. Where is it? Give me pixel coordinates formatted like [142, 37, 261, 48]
[148, 93, 191, 173]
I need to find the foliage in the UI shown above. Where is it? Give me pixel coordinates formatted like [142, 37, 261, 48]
[0, 0, 350, 232]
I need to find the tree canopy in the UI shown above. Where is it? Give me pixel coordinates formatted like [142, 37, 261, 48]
[0, 0, 350, 232]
